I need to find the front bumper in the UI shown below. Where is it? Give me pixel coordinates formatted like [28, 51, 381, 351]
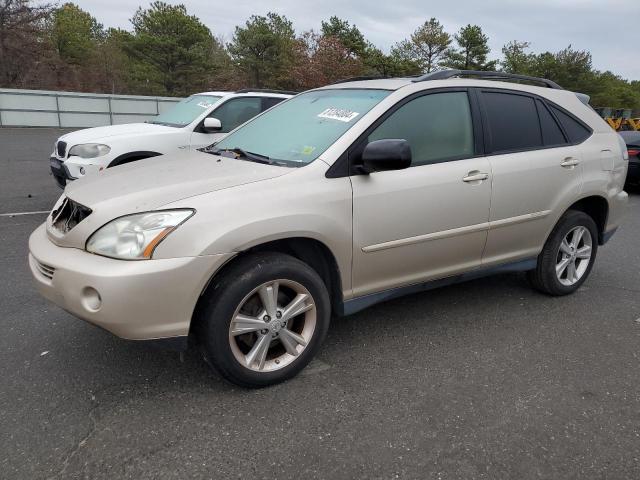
[28, 223, 234, 340]
[50, 156, 73, 188]
[50, 156, 104, 189]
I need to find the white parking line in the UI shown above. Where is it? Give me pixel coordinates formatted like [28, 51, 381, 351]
[0, 210, 49, 217]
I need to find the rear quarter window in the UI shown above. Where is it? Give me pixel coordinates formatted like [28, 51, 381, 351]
[536, 100, 567, 147]
[549, 105, 592, 144]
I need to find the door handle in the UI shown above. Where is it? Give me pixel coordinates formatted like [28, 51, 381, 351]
[462, 171, 489, 183]
[560, 157, 580, 168]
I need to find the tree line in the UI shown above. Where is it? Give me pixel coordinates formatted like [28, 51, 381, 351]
[1, 0, 639, 111]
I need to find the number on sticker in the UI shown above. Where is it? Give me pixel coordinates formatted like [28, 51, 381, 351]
[317, 108, 359, 122]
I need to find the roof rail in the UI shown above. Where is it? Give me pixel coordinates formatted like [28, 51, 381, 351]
[330, 76, 391, 85]
[412, 69, 563, 90]
[234, 88, 298, 95]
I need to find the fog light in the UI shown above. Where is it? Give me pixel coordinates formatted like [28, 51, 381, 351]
[79, 167, 86, 175]
[81, 286, 101, 312]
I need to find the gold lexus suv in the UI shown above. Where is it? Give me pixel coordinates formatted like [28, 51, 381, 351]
[29, 70, 629, 387]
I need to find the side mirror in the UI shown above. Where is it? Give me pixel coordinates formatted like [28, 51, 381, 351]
[360, 139, 412, 174]
[203, 117, 222, 132]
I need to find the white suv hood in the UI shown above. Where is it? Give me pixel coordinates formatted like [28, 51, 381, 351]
[50, 150, 291, 248]
[59, 122, 180, 145]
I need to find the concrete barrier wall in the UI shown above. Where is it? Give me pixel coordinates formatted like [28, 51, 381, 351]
[0, 88, 182, 128]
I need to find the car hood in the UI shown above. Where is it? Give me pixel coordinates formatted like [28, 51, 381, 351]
[48, 150, 291, 248]
[60, 122, 180, 144]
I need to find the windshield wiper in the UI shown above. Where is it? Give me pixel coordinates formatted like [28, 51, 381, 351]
[209, 147, 272, 165]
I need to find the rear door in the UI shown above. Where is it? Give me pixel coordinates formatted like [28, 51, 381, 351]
[479, 89, 583, 265]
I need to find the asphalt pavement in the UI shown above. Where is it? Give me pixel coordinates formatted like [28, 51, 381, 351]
[1, 128, 639, 479]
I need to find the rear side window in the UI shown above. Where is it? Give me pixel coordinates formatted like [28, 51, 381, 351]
[536, 100, 567, 146]
[367, 91, 474, 167]
[482, 92, 542, 153]
[549, 105, 592, 144]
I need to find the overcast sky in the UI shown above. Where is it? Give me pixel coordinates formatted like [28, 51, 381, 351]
[76, 0, 640, 80]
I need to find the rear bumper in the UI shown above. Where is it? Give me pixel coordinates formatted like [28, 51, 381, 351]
[626, 162, 640, 184]
[28, 223, 234, 340]
[603, 190, 628, 243]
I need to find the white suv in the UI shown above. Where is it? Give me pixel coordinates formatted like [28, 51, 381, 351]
[49, 90, 293, 188]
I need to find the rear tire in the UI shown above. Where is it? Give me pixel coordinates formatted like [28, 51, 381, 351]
[527, 210, 598, 296]
[197, 252, 330, 388]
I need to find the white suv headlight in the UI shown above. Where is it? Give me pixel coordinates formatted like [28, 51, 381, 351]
[68, 143, 111, 158]
[86, 210, 194, 260]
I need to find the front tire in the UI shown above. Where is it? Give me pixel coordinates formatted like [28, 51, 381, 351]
[527, 210, 598, 296]
[197, 252, 331, 388]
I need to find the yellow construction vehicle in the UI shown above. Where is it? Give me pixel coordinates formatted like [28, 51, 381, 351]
[595, 107, 640, 131]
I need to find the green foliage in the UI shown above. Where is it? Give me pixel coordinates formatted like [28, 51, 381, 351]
[364, 44, 421, 77]
[124, 1, 224, 95]
[50, 3, 102, 65]
[1, 1, 638, 111]
[444, 24, 496, 71]
[393, 18, 451, 73]
[501, 40, 535, 74]
[499, 41, 640, 111]
[320, 16, 367, 58]
[228, 12, 296, 88]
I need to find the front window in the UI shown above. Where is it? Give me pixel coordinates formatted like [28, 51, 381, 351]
[210, 97, 262, 133]
[212, 89, 391, 165]
[151, 95, 222, 127]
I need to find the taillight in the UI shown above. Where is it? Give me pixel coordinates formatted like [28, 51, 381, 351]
[628, 149, 640, 158]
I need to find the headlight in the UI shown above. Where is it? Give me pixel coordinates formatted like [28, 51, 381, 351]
[86, 210, 194, 260]
[68, 143, 111, 158]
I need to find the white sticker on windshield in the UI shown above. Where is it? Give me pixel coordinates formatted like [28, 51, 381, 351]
[317, 108, 359, 122]
[197, 101, 215, 109]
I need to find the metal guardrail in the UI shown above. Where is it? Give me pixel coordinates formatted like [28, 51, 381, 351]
[0, 88, 182, 128]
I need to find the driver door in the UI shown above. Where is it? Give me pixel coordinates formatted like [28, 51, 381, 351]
[351, 90, 492, 297]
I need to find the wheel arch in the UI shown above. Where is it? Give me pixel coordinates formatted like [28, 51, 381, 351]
[107, 151, 162, 168]
[191, 236, 345, 338]
[565, 195, 609, 245]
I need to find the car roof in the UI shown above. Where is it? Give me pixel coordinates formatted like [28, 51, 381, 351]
[318, 70, 568, 95]
[195, 91, 230, 97]
[195, 91, 293, 98]
[318, 78, 415, 91]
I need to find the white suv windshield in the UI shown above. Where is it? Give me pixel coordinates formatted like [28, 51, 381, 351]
[151, 95, 221, 127]
[212, 89, 391, 165]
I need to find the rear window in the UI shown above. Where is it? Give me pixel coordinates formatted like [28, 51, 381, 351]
[482, 92, 543, 153]
[549, 105, 592, 144]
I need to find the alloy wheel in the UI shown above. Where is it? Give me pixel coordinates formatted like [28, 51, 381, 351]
[228, 279, 317, 372]
[555, 225, 593, 286]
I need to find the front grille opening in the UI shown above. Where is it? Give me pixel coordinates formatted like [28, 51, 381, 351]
[35, 260, 55, 280]
[57, 141, 67, 158]
[51, 197, 92, 234]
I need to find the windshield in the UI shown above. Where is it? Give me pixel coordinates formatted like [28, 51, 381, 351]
[151, 94, 221, 127]
[212, 89, 391, 165]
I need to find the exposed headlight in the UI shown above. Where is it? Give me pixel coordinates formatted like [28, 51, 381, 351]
[68, 143, 111, 159]
[86, 210, 194, 260]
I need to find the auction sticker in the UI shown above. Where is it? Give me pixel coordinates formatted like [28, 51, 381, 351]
[317, 108, 359, 122]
